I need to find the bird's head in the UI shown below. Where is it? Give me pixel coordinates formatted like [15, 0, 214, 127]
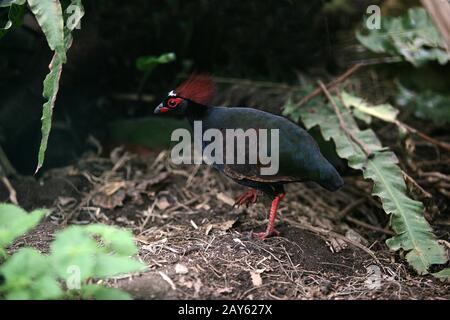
[154, 74, 215, 115]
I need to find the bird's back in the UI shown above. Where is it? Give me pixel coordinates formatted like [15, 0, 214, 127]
[200, 106, 343, 191]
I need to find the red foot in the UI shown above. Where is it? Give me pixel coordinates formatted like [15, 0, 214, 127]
[252, 193, 285, 240]
[233, 189, 258, 208]
[252, 228, 280, 240]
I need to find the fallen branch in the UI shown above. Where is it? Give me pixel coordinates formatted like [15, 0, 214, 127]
[1, 176, 18, 205]
[418, 171, 450, 182]
[402, 170, 433, 198]
[397, 121, 450, 153]
[0, 150, 18, 205]
[335, 197, 366, 220]
[318, 81, 373, 158]
[295, 63, 363, 108]
[345, 216, 394, 236]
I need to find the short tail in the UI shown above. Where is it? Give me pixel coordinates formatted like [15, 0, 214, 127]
[318, 163, 344, 192]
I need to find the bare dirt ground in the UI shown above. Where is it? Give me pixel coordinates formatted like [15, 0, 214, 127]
[2, 149, 449, 300]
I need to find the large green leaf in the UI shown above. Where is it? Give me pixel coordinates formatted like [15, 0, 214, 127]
[367, 152, 447, 274]
[50, 224, 144, 282]
[85, 224, 139, 256]
[0, 203, 142, 299]
[136, 52, 176, 72]
[292, 95, 447, 274]
[34, 0, 84, 173]
[81, 284, 132, 300]
[50, 226, 99, 281]
[0, 248, 62, 300]
[432, 268, 450, 281]
[0, 203, 47, 253]
[341, 91, 399, 124]
[339, 92, 449, 273]
[0, 0, 25, 8]
[396, 85, 450, 126]
[357, 8, 449, 66]
[93, 255, 145, 278]
[27, 0, 65, 60]
[36, 53, 64, 173]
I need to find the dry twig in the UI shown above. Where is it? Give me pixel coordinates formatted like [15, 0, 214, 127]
[295, 63, 363, 108]
[398, 122, 450, 153]
[1, 176, 18, 205]
[318, 81, 373, 158]
[345, 216, 394, 236]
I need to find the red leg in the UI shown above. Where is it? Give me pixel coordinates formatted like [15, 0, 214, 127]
[233, 189, 258, 207]
[253, 193, 285, 239]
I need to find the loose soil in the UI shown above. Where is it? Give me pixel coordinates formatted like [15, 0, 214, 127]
[1, 150, 449, 299]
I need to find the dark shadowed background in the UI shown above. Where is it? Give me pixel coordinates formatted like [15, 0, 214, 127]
[0, 0, 443, 174]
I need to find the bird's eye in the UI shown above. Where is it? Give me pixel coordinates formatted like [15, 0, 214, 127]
[168, 99, 177, 108]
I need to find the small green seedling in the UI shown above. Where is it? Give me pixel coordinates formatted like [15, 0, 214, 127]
[0, 203, 146, 300]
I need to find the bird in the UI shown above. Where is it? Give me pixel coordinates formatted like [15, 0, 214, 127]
[154, 75, 343, 239]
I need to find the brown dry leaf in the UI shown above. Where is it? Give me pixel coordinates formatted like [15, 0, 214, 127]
[127, 189, 144, 205]
[156, 197, 170, 210]
[135, 236, 151, 245]
[98, 181, 126, 196]
[137, 172, 170, 190]
[215, 219, 237, 231]
[250, 271, 263, 287]
[92, 189, 126, 209]
[204, 219, 237, 235]
[216, 192, 235, 206]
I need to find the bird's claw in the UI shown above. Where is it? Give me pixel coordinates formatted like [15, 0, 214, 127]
[251, 228, 280, 240]
[233, 189, 258, 208]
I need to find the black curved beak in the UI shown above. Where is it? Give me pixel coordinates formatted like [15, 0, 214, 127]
[154, 103, 163, 114]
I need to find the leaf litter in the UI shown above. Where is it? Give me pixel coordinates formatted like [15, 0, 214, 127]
[1, 148, 449, 299]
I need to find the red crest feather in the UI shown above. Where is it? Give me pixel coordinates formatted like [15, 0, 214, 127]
[175, 74, 216, 105]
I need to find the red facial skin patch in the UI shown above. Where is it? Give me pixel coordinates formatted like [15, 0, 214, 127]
[167, 97, 183, 109]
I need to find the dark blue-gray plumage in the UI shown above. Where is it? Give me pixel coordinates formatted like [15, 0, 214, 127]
[154, 75, 343, 238]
